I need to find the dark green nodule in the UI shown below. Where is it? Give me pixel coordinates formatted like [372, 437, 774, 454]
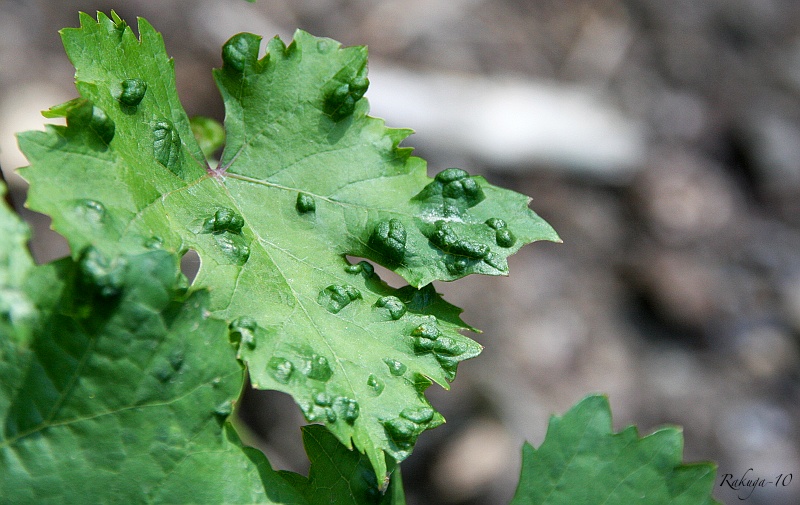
[79, 247, 127, 298]
[383, 358, 407, 376]
[435, 168, 469, 183]
[432, 336, 467, 356]
[485, 217, 507, 230]
[305, 354, 333, 382]
[314, 392, 332, 406]
[333, 397, 360, 424]
[496, 228, 516, 248]
[296, 192, 316, 214]
[345, 260, 375, 276]
[429, 221, 489, 259]
[118, 78, 147, 106]
[369, 218, 406, 264]
[367, 374, 384, 395]
[318, 284, 361, 313]
[411, 322, 440, 340]
[375, 296, 406, 320]
[400, 407, 434, 424]
[222, 33, 260, 72]
[323, 74, 369, 121]
[203, 208, 245, 235]
[384, 418, 417, 444]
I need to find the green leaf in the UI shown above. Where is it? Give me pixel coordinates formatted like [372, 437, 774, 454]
[0, 235, 408, 503]
[18, 12, 558, 477]
[282, 425, 406, 505]
[510, 395, 721, 505]
[0, 246, 308, 504]
[0, 183, 35, 344]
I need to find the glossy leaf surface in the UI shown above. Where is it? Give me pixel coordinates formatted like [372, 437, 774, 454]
[18, 12, 558, 477]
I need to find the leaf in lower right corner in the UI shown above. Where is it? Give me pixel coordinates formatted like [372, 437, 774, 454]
[510, 395, 721, 505]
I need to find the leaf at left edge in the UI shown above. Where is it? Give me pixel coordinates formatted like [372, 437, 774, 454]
[0, 243, 303, 503]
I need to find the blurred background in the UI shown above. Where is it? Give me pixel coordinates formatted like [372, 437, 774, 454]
[2, 1, 800, 503]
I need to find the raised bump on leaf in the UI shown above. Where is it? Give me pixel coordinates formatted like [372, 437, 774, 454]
[367, 374, 384, 395]
[314, 392, 332, 406]
[296, 192, 316, 214]
[400, 407, 434, 424]
[268, 357, 294, 384]
[303, 354, 333, 382]
[411, 322, 440, 340]
[428, 221, 489, 259]
[383, 358, 407, 376]
[333, 396, 360, 424]
[203, 208, 245, 235]
[345, 260, 375, 276]
[496, 228, 516, 248]
[222, 33, 260, 73]
[369, 218, 406, 264]
[375, 295, 406, 320]
[118, 78, 147, 106]
[432, 336, 467, 356]
[213, 235, 250, 265]
[75, 199, 106, 225]
[485, 217, 507, 230]
[384, 418, 418, 446]
[79, 247, 127, 297]
[318, 284, 362, 313]
[152, 118, 181, 171]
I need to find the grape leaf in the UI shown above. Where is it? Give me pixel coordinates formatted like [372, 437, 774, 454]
[18, 12, 558, 477]
[0, 186, 35, 347]
[510, 395, 721, 505]
[0, 201, 404, 504]
[0, 243, 300, 503]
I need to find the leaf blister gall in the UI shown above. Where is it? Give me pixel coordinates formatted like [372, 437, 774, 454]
[318, 284, 362, 313]
[400, 407, 434, 424]
[152, 118, 181, 172]
[296, 192, 316, 214]
[428, 221, 489, 259]
[78, 247, 127, 297]
[323, 74, 369, 121]
[268, 357, 294, 384]
[496, 228, 516, 248]
[383, 358, 407, 376]
[213, 234, 250, 265]
[222, 33, 259, 73]
[367, 374, 384, 395]
[303, 354, 333, 382]
[369, 218, 407, 264]
[345, 260, 375, 277]
[118, 78, 147, 106]
[75, 199, 107, 225]
[333, 396, 360, 424]
[375, 295, 406, 320]
[203, 208, 245, 235]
